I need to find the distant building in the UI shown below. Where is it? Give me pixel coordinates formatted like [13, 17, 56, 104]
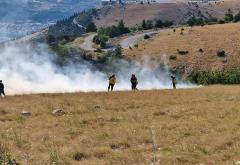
[101, 0, 117, 6]
[101, 0, 157, 6]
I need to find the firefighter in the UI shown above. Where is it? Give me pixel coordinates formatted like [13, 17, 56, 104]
[171, 76, 177, 89]
[0, 80, 5, 97]
[108, 74, 116, 91]
[130, 74, 138, 90]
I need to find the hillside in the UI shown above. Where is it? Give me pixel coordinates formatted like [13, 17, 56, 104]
[124, 23, 240, 77]
[94, 0, 240, 27]
[1, 86, 240, 164]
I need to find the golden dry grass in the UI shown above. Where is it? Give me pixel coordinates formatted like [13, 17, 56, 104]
[124, 23, 240, 77]
[1, 86, 240, 164]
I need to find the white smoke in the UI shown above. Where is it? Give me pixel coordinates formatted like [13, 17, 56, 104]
[0, 42, 194, 95]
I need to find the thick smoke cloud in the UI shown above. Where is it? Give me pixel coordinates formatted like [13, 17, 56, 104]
[0, 42, 194, 95]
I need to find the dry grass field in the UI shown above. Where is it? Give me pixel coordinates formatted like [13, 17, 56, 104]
[124, 23, 240, 77]
[1, 86, 240, 164]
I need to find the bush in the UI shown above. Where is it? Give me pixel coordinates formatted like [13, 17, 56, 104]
[73, 152, 88, 161]
[189, 70, 240, 85]
[218, 20, 225, 24]
[155, 19, 173, 28]
[187, 16, 205, 26]
[234, 11, 240, 22]
[217, 50, 226, 57]
[169, 55, 177, 60]
[144, 34, 150, 39]
[93, 34, 109, 48]
[97, 20, 129, 39]
[0, 144, 19, 165]
[199, 48, 204, 53]
[224, 13, 234, 22]
[177, 49, 189, 55]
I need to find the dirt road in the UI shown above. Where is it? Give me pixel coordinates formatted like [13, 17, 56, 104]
[80, 33, 96, 51]
[120, 31, 160, 49]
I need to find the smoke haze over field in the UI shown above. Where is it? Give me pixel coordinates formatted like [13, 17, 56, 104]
[0, 43, 194, 95]
[0, 0, 195, 95]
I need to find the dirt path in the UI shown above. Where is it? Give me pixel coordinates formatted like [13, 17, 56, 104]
[73, 18, 86, 29]
[120, 30, 161, 49]
[80, 33, 96, 51]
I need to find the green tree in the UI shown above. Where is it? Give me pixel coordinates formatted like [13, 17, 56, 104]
[114, 45, 122, 58]
[146, 20, 153, 29]
[234, 11, 240, 22]
[224, 9, 234, 22]
[118, 20, 129, 34]
[142, 19, 147, 30]
[86, 22, 97, 32]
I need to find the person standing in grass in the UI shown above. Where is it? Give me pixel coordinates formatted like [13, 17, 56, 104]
[130, 74, 138, 91]
[0, 80, 6, 97]
[171, 76, 177, 89]
[108, 74, 116, 91]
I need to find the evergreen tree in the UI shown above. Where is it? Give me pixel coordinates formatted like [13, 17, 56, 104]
[142, 19, 147, 30]
[86, 22, 97, 32]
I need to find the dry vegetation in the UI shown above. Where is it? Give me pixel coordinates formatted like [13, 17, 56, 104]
[1, 86, 240, 164]
[124, 23, 240, 77]
[94, 0, 240, 28]
[94, 3, 188, 27]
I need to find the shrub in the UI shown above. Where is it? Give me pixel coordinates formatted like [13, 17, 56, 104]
[224, 13, 234, 22]
[199, 48, 204, 53]
[177, 49, 189, 55]
[0, 144, 19, 165]
[187, 16, 205, 26]
[144, 34, 150, 39]
[218, 20, 225, 24]
[134, 44, 138, 48]
[155, 19, 173, 28]
[189, 70, 240, 85]
[234, 11, 240, 22]
[169, 55, 177, 60]
[217, 50, 226, 57]
[146, 20, 153, 29]
[73, 152, 88, 161]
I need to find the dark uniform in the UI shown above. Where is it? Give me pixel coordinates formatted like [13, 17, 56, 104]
[171, 76, 177, 89]
[0, 81, 5, 97]
[131, 74, 138, 90]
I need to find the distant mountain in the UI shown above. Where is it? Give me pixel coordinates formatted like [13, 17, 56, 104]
[0, 0, 100, 23]
[0, 0, 100, 42]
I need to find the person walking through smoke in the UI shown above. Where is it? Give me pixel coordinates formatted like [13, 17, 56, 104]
[0, 80, 6, 97]
[108, 74, 116, 91]
[130, 74, 138, 90]
[171, 76, 177, 89]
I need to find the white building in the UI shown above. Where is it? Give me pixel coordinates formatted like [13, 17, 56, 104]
[101, 0, 117, 5]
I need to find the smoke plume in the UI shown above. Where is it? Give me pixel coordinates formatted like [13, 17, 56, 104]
[0, 42, 194, 95]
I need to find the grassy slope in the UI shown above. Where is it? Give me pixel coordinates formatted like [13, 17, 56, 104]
[94, 0, 240, 28]
[1, 86, 240, 164]
[124, 23, 240, 77]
